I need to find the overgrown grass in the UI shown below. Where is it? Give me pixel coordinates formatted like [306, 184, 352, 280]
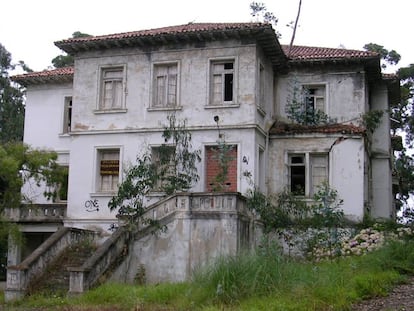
[4, 239, 414, 310]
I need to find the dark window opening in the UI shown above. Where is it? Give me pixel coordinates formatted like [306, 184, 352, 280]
[224, 73, 233, 101]
[291, 166, 305, 194]
[67, 99, 72, 131]
[224, 62, 233, 70]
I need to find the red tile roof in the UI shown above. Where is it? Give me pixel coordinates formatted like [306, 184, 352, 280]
[55, 22, 286, 71]
[11, 67, 74, 86]
[282, 45, 378, 62]
[270, 122, 365, 135]
[57, 23, 269, 45]
[12, 23, 381, 85]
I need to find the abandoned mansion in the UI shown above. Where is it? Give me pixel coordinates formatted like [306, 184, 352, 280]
[5, 22, 399, 299]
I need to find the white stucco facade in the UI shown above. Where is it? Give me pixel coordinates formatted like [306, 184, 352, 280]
[14, 22, 396, 232]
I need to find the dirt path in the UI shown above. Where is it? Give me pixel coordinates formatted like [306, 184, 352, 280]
[352, 276, 414, 310]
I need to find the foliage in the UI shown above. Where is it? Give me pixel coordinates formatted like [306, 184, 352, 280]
[108, 114, 200, 229]
[0, 142, 64, 273]
[9, 237, 414, 311]
[108, 152, 157, 229]
[391, 64, 414, 141]
[361, 110, 384, 133]
[249, 2, 279, 37]
[0, 142, 65, 209]
[158, 114, 201, 195]
[364, 43, 414, 212]
[394, 150, 414, 212]
[52, 31, 91, 68]
[0, 43, 26, 143]
[210, 140, 234, 192]
[285, 79, 331, 125]
[246, 182, 347, 260]
[363, 43, 401, 69]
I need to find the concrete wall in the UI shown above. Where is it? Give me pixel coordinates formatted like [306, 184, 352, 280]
[22, 83, 72, 204]
[111, 193, 253, 284]
[370, 81, 393, 218]
[275, 67, 366, 124]
[22, 39, 273, 231]
[72, 40, 264, 132]
[268, 135, 366, 220]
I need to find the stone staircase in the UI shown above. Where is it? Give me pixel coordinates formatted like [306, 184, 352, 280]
[26, 242, 97, 295]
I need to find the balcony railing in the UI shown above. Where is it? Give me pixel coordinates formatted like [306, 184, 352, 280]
[4, 204, 66, 223]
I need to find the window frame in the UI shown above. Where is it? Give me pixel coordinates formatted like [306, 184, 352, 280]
[94, 147, 122, 194]
[287, 152, 329, 197]
[207, 58, 238, 108]
[96, 65, 127, 113]
[55, 165, 69, 202]
[301, 83, 328, 114]
[258, 63, 266, 112]
[149, 61, 180, 110]
[62, 96, 72, 134]
[151, 145, 176, 192]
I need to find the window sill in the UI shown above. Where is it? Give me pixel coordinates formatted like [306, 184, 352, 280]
[59, 133, 71, 137]
[94, 108, 127, 114]
[147, 106, 182, 112]
[204, 103, 240, 109]
[90, 191, 118, 197]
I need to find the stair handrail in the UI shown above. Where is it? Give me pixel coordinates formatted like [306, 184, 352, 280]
[68, 194, 181, 295]
[68, 192, 250, 295]
[5, 227, 95, 301]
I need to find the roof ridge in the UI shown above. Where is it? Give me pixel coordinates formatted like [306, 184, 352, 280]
[55, 22, 269, 44]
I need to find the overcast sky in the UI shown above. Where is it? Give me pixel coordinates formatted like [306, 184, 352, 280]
[1, 0, 412, 72]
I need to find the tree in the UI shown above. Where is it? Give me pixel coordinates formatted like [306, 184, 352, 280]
[287, 0, 302, 57]
[285, 78, 331, 125]
[249, 1, 303, 51]
[109, 114, 200, 229]
[363, 43, 401, 69]
[158, 114, 201, 194]
[0, 43, 26, 143]
[250, 2, 280, 37]
[0, 142, 66, 210]
[364, 44, 414, 213]
[0, 142, 65, 275]
[52, 31, 91, 68]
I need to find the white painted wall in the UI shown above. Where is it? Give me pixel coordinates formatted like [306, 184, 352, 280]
[24, 83, 72, 151]
[21, 38, 394, 229]
[268, 135, 366, 220]
[330, 138, 365, 221]
[275, 69, 366, 124]
[22, 83, 72, 204]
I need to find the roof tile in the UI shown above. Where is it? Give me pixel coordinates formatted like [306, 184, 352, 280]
[56, 23, 268, 45]
[270, 122, 365, 135]
[282, 45, 378, 61]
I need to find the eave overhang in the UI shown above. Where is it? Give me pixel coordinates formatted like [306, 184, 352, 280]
[11, 67, 74, 86]
[55, 23, 287, 71]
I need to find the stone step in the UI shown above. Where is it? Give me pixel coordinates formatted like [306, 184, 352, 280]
[27, 242, 96, 295]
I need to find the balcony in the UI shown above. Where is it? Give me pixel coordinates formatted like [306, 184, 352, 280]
[4, 204, 66, 223]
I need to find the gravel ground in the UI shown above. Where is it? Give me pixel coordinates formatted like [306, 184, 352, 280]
[351, 276, 414, 311]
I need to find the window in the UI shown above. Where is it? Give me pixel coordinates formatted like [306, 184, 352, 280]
[98, 149, 120, 192]
[99, 67, 125, 110]
[210, 60, 234, 105]
[288, 153, 328, 196]
[152, 63, 178, 108]
[258, 148, 265, 191]
[152, 146, 175, 191]
[62, 97, 72, 134]
[303, 84, 326, 113]
[259, 64, 265, 109]
[53, 166, 68, 202]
